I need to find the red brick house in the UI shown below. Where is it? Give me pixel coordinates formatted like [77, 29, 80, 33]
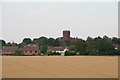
[1, 46, 18, 55]
[23, 44, 39, 55]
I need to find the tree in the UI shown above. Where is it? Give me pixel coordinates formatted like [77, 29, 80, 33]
[69, 45, 76, 51]
[11, 42, 18, 46]
[86, 37, 98, 55]
[40, 45, 47, 54]
[0, 40, 6, 46]
[6, 42, 12, 46]
[0, 40, 6, 49]
[54, 38, 60, 46]
[117, 38, 120, 44]
[76, 39, 87, 55]
[32, 38, 39, 44]
[12, 50, 24, 56]
[115, 48, 120, 55]
[47, 38, 55, 46]
[59, 39, 71, 46]
[97, 36, 115, 55]
[112, 37, 118, 44]
[47, 51, 53, 56]
[65, 51, 76, 56]
[22, 38, 32, 44]
[38, 36, 48, 46]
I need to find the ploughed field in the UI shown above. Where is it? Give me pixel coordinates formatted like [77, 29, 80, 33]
[2, 56, 118, 78]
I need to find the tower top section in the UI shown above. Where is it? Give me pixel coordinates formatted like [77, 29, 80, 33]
[63, 30, 70, 40]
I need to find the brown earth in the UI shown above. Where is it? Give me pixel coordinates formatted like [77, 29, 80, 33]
[2, 56, 118, 78]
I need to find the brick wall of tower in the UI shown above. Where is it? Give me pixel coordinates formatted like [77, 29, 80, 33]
[63, 30, 70, 40]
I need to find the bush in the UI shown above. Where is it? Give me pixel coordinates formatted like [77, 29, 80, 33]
[11, 50, 24, 56]
[47, 51, 61, 56]
[65, 51, 76, 56]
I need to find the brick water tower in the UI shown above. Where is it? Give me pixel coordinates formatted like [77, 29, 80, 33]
[63, 30, 70, 40]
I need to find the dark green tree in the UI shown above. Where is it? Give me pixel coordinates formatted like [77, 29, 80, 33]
[6, 42, 12, 46]
[0, 40, 6, 49]
[54, 38, 60, 46]
[59, 39, 71, 46]
[22, 38, 32, 44]
[47, 38, 55, 46]
[65, 51, 76, 56]
[97, 36, 115, 55]
[86, 37, 98, 55]
[112, 37, 118, 44]
[76, 39, 87, 55]
[38, 36, 48, 46]
[32, 38, 39, 44]
[40, 45, 47, 54]
[12, 50, 24, 56]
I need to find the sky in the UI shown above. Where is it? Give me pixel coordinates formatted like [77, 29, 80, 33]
[1, 1, 118, 43]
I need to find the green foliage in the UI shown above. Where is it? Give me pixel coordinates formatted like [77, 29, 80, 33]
[33, 37, 60, 47]
[40, 45, 47, 54]
[6, 42, 12, 46]
[0, 40, 6, 48]
[32, 38, 39, 44]
[22, 38, 32, 44]
[115, 48, 120, 55]
[65, 51, 76, 56]
[85, 36, 117, 56]
[59, 40, 67, 46]
[38, 37, 48, 46]
[86, 37, 98, 55]
[53, 39, 60, 46]
[97, 36, 115, 55]
[47, 51, 61, 56]
[11, 50, 24, 56]
[74, 39, 87, 55]
[112, 37, 118, 44]
[0, 40, 6, 49]
[69, 45, 76, 51]
[11, 42, 18, 46]
[112, 37, 120, 44]
[3, 36, 120, 56]
[47, 38, 55, 46]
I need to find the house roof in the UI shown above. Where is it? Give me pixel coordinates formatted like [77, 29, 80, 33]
[48, 46, 67, 51]
[23, 44, 39, 51]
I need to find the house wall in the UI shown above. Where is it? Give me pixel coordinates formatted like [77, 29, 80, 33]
[63, 30, 70, 40]
[2, 52, 15, 55]
[24, 51, 38, 55]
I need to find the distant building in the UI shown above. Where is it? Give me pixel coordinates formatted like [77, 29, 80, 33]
[2, 46, 18, 55]
[62, 30, 79, 42]
[63, 30, 70, 40]
[47, 46, 68, 55]
[23, 44, 39, 55]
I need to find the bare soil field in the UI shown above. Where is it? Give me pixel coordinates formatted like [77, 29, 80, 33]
[2, 56, 118, 78]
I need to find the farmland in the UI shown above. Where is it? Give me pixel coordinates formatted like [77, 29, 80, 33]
[2, 56, 118, 78]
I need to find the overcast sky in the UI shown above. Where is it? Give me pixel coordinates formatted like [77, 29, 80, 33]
[1, 1, 118, 43]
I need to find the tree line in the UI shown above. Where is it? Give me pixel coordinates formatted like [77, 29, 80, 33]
[0, 35, 120, 56]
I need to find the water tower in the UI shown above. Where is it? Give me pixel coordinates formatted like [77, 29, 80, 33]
[63, 30, 70, 40]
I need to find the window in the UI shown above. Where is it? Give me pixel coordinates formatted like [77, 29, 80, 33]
[30, 51, 32, 53]
[35, 51, 37, 53]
